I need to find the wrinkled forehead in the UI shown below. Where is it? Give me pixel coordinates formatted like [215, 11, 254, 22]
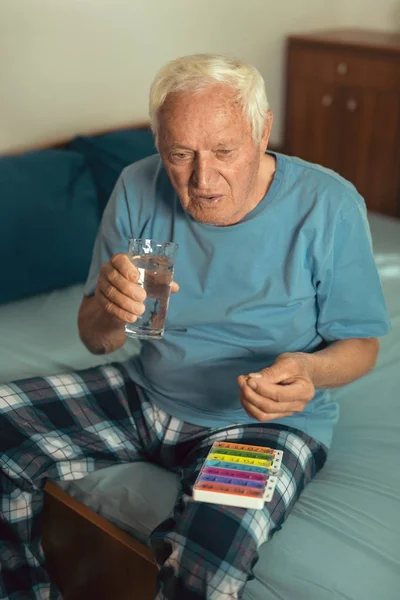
[157, 85, 251, 146]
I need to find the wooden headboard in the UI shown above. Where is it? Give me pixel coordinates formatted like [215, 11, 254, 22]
[3, 121, 151, 156]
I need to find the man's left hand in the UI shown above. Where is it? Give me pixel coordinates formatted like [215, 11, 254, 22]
[237, 353, 315, 422]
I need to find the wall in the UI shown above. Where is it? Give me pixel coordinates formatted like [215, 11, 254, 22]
[1, 0, 399, 154]
[338, 0, 400, 31]
[0, 0, 341, 152]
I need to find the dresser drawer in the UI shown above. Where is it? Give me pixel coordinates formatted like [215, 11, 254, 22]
[289, 44, 400, 91]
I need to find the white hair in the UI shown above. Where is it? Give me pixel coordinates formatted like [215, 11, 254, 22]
[149, 53, 269, 145]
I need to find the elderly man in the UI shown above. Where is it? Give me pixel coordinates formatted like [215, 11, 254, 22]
[0, 54, 390, 600]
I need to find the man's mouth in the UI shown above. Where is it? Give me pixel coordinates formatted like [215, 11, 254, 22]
[193, 194, 224, 204]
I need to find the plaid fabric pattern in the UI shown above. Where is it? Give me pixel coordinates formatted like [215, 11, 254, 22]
[0, 363, 327, 600]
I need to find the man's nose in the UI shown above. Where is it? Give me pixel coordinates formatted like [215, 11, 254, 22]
[192, 154, 217, 189]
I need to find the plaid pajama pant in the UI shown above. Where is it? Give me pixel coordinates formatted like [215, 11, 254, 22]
[0, 362, 327, 600]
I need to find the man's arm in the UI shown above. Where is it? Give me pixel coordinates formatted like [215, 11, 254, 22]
[302, 337, 379, 389]
[238, 338, 380, 421]
[78, 253, 147, 355]
[78, 295, 127, 355]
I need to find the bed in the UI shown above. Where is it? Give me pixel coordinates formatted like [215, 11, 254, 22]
[1, 130, 399, 600]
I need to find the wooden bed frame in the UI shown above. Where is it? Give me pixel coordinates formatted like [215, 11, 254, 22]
[42, 481, 158, 600]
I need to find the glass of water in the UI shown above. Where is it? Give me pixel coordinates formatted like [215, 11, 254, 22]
[125, 238, 178, 340]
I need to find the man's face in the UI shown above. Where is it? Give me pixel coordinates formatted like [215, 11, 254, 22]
[157, 84, 272, 226]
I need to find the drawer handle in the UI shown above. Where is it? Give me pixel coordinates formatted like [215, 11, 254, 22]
[321, 94, 333, 107]
[337, 62, 348, 75]
[346, 98, 358, 112]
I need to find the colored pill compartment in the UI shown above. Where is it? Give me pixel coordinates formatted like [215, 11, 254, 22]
[193, 442, 283, 509]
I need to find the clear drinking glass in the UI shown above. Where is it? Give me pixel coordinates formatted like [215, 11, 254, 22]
[125, 238, 178, 340]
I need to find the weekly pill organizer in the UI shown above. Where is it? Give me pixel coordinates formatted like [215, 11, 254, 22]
[193, 441, 283, 509]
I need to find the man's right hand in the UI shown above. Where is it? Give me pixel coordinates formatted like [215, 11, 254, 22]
[94, 253, 179, 324]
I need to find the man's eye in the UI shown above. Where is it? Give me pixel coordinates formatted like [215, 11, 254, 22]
[217, 149, 233, 156]
[172, 153, 189, 159]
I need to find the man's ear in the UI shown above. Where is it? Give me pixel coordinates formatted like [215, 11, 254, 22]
[261, 110, 274, 151]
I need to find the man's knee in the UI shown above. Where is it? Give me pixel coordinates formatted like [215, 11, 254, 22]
[185, 502, 253, 559]
[154, 499, 262, 574]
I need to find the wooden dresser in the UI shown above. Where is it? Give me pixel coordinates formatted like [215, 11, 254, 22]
[284, 29, 400, 217]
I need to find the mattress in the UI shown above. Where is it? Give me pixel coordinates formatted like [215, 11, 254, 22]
[0, 284, 140, 383]
[1, 211, 399, 599]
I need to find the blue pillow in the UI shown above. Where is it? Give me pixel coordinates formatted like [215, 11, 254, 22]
[0, 149, 100, 305]
[68, 128, 157, 214]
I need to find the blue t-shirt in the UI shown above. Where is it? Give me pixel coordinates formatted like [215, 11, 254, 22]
[84, 152, 391, 447]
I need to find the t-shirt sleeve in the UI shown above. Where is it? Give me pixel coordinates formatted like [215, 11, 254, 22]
[315, 195, 391, 342]
[83, 174, 133, 297]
